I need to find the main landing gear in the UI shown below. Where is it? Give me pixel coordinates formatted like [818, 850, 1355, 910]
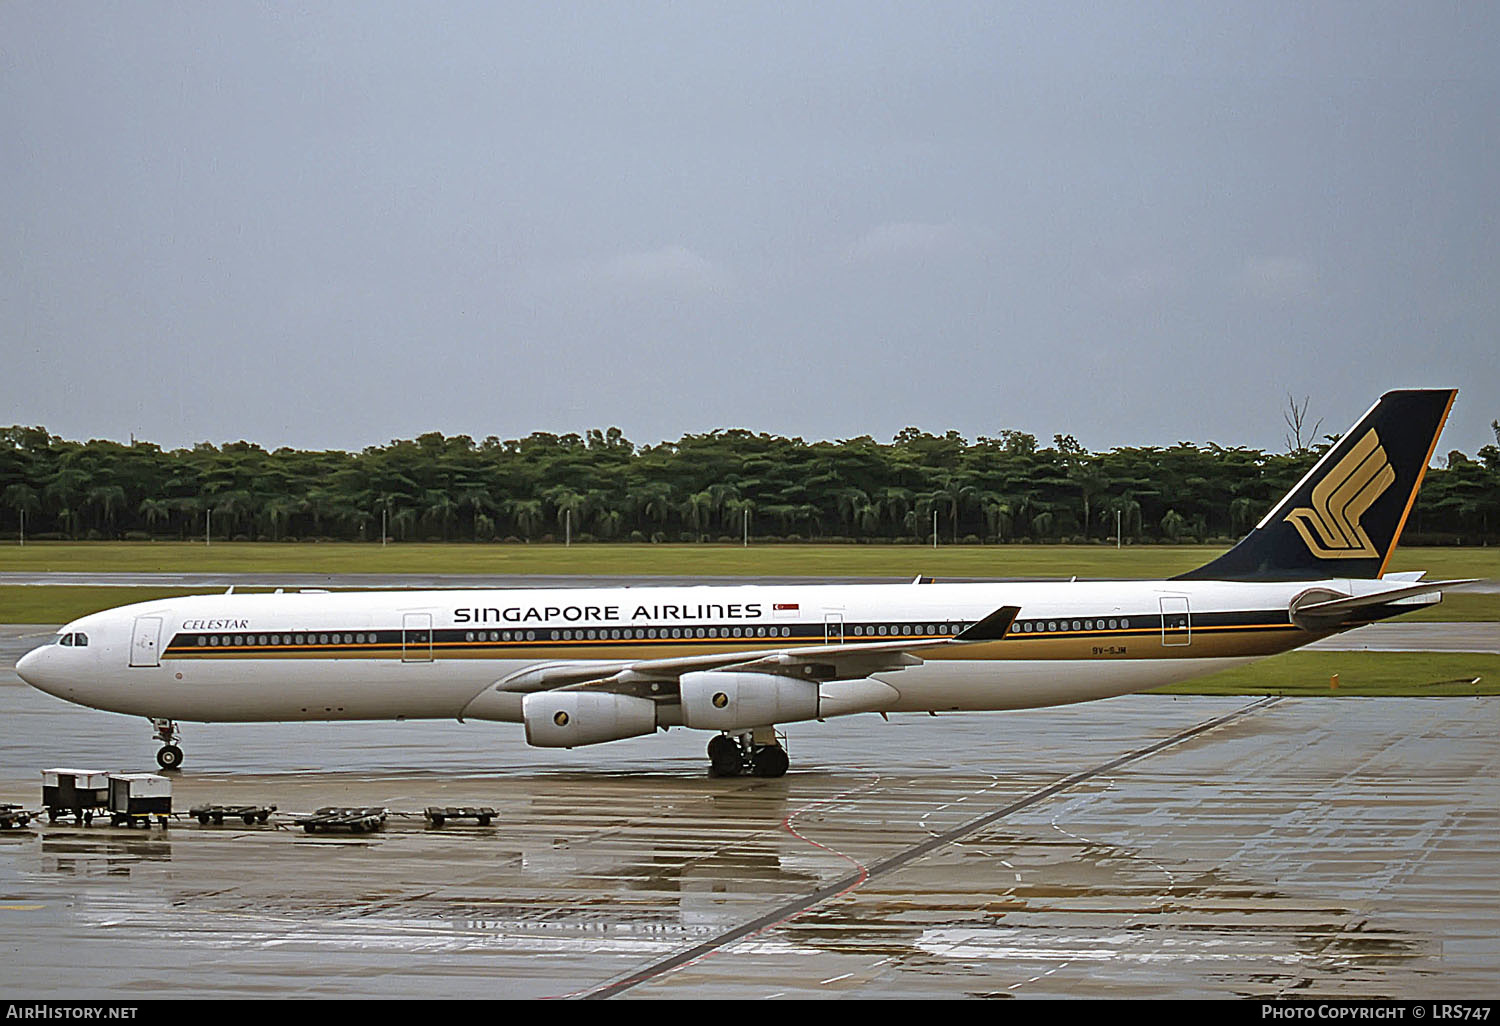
[150, 718, 183, 771]
[707, 728, 789, 778]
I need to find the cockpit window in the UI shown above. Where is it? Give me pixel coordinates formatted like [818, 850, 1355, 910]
[74, 633, 88, 647]
[58, 633, 73, 647]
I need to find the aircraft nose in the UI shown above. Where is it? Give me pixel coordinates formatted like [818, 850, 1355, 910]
[15, 645, 58, 694]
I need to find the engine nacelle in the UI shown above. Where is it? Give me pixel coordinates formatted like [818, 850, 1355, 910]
[680, 671, 819, 731]
[522, 691, 659, 748]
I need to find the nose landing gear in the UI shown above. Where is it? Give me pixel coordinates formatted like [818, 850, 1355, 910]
[150, 718, 183, 771]
[707, 727, 789, 778]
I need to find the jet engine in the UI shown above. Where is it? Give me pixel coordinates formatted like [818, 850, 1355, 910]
[680, 671, 819, 731]
[522, 691, 659, 748]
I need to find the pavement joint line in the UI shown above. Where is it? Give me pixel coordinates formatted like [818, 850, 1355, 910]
[578, 693, 1286, 1000]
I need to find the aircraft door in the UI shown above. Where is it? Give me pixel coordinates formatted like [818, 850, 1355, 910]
[824, 613, 844, 644]
[130, 617, 162, 667]
[402, 613, 433, 663]
[1159, 596, 1191, 647]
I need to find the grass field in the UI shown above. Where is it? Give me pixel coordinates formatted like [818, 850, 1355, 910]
[3, 541, 1498, 581]
[1, 542, 1496, 625]
[1154, 650, 1499, 697]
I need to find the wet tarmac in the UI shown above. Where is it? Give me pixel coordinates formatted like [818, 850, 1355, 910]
[0, 656, 1495, 999]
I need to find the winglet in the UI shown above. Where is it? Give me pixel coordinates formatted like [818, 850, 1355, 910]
[954, 605, 1021, 642]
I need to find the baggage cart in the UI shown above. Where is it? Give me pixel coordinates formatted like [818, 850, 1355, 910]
[424, 806, 495, 827]
[0, 804, 33, 829]
[41, 768, 110, 824]
[295, 807, 387, 834]
[190, 803, 276, 826]
[108, 773, 172, 828]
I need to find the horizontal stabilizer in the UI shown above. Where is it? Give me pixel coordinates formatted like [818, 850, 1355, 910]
[1295, 580, 1478, 621]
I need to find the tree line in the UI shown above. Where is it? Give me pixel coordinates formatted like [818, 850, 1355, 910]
[2, 420, 1497, 545]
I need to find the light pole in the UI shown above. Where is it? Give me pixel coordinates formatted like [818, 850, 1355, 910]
[206, 508, 211, 547]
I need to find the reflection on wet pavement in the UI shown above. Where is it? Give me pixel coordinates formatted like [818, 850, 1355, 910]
[0, 690, 1494, 999]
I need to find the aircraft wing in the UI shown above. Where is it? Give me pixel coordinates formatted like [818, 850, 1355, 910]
[493, 605, 1021, 698]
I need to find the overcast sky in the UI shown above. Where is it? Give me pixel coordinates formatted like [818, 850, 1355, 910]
[3, 3, 1496, 457]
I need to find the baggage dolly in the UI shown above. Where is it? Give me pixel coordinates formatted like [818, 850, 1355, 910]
[190, 804, 276, 826]
[0, 804, 33, 830]
[424, 806, 495, 828]
[296, 807, 387, 834]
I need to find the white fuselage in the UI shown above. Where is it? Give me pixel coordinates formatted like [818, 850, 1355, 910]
[16, 577, 1378, 728]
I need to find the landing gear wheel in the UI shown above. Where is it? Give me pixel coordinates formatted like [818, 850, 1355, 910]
[707, 734, 743, 777]
[751, 745, 789, 778]
[149, 719, 183, 771]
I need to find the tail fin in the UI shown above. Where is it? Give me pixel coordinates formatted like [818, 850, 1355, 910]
[1176, 389, 1456, 581]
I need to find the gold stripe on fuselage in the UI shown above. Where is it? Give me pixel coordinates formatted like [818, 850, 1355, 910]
[163, 624, 1309, 662]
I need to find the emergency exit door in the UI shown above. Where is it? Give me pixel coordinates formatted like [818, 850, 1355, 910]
[824, 613, 845, 644]
[1159, 596, 1191, 647]
[130, 617, 162, 667]
[402, 613, 433, 663]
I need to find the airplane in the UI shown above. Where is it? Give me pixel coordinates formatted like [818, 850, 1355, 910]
[16, 389, 1472, 778]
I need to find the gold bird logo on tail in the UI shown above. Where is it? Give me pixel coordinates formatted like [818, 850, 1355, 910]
[1283, 428, 1396, 559]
